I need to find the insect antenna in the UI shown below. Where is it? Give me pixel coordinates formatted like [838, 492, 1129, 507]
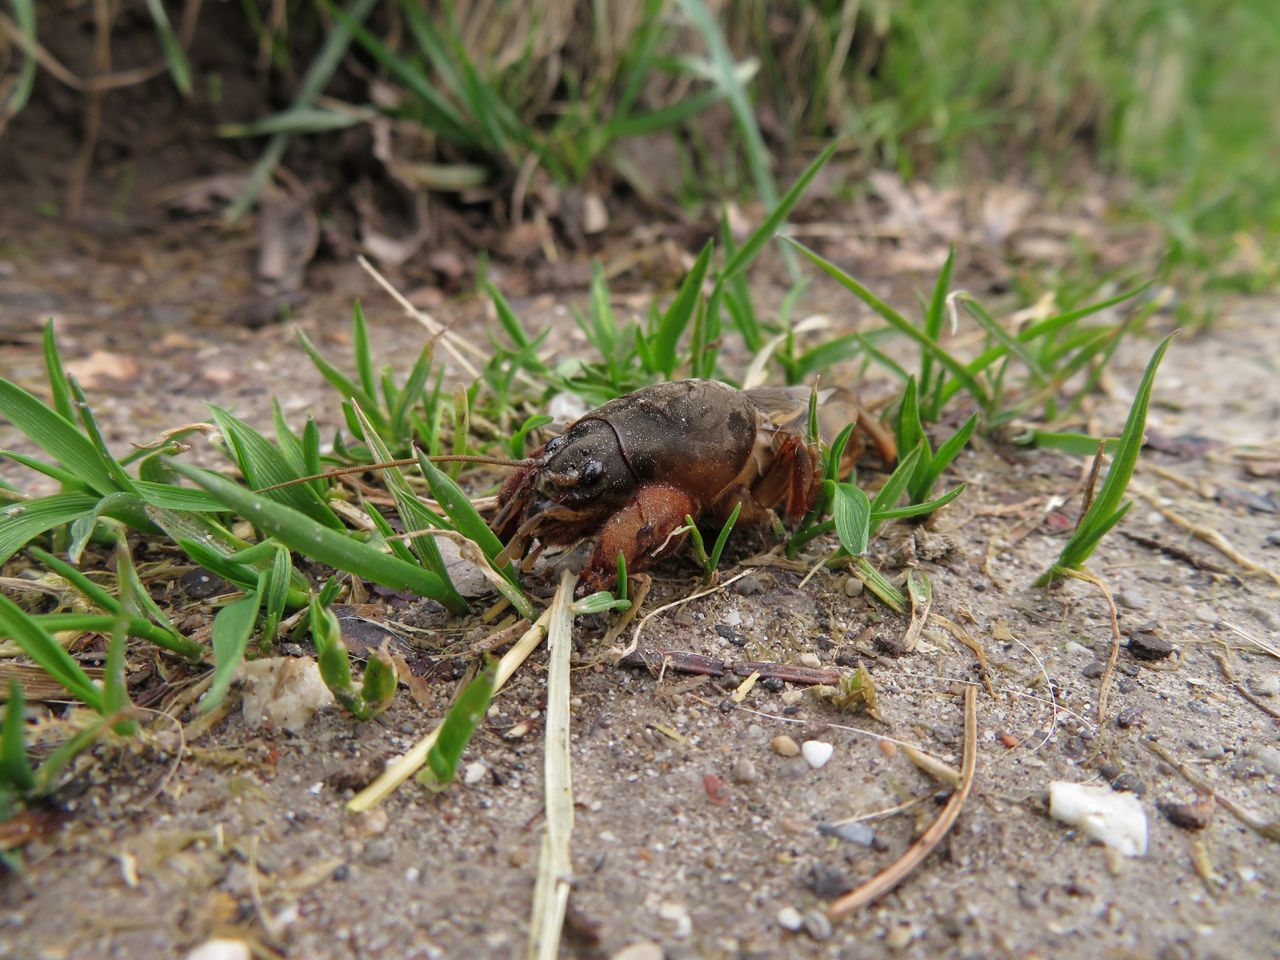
[256, 453, 532, 492]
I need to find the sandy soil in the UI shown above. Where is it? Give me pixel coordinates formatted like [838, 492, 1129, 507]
[1, 206, 1278, 960]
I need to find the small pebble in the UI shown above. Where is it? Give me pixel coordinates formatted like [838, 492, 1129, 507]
[818, 820, 876, 846]
[802, 740, 834, 769]
[802, 909, 833, 941]
[799, 652, 822, 669]
[1186, 700, 1216, 718]
[1251, 746, 1280, 776]
[807, 865, 854, 898]
[186, 942, 251, 960]
[657, 902, 691, 939]
[1064, 641, 1091, 658]
[776, 906, 804, 932]
[463, 762, 487, 785]
[610, 942, 664, 960]
[732, 757, 759, 784]
[761, 677, 785, 692]
[885, 924, 917, 950]
[361, 837, 396, 866]
[1128, 630, 1174, 661]
[780, 688, 804, 706]
[771, 735, 800, 757]
[1248, 674, 1279, 698]
[843, 576, 864, 597]
[1115, 586, 1149, 610]
[1116, 706, 1145, 729]
[1160, 795, 1216, 831]
[1110, 773, 1146, 796]
[1195, 605, 1220, 625]
[1082, 660, 1105, 679]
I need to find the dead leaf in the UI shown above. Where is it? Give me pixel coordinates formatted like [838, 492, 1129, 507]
[65, 350, 140, 389]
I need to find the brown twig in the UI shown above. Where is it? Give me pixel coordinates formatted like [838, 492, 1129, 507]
[1144, 740, 1280, 843]
[1208, 648, 1280, 723]
[1058, 567, 1122, 726]
[828, 685, 977, 918]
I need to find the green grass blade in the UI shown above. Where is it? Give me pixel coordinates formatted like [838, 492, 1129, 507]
[420, 656, 497, 790]
[832, 483, 872, 556]
[141, 0, 192, 94]
[170, 461, 452, 600]
[1037, 333, 1176, 585]
[389, 346, 434, 442]
[789, 240, 992, 410]
[653, 239, 713, 377]
[1, 681, 36, 793]
[869, 442, 925, 516]
[66, 378, 139, 497]
[352, 301, 378, 400]
[349, 403, 467, 613]
[1024, 431, 1121, 457]
[708, 500, 743, 572]
[209, 406, 343, 529]
[913, 413, 978, 503]
[0, 686, 36, 793]
[219, 106, 368, 137]
[260, 544, 292, 648]
[103, 612, 137, 735]
[295, 328, 379, 418]
[871, 483, 966, 521]
[228, 0, 379, 221]
[0, 379, 119, 496]
[201, 590, 262, 713]
[719, 142, 838, 287]
[41, 320, 75, 423]
[26, 545, 119, 613]
[416, 451, 523, 591]
[0, 595, 105, 713]
[919, 247, 955, 400]
[0, 449, 89, 490]
[677, 0, 776, 210]
[853, 557, 905, 613]
[1072, 333, 1176, 546]
[0, 494, 100, 564]
[1, 0, 36, 117]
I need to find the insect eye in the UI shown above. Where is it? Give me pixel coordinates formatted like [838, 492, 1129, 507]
[580, 460, 604, 484]
[543, 436, 566, 456]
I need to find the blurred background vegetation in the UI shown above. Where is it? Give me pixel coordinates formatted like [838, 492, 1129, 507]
[2, 0, 1277, 281]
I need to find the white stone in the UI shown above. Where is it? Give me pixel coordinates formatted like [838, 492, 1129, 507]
[186, 940, 251, 960]
[463, 762, 487, 785]
[801, 740, 834, 770]
[1049, 781, 1147, 857]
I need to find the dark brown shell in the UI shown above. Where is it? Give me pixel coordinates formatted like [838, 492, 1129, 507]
[581, 379, 758, 506]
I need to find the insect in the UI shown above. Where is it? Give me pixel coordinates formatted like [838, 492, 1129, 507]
[491, 379, 895, 592]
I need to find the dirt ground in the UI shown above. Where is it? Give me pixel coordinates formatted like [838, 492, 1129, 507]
[1, 31, 1279, 948]
[2, 186, 1278, 960]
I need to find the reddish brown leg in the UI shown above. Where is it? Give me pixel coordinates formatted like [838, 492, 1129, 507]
[581, 483, 697, 592]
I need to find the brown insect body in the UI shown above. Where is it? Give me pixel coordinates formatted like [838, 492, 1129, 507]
[492, 379, 882, 591]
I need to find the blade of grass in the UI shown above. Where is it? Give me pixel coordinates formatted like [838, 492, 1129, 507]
[419, 656, 498, 790]
[789, 240, 991, 410]
[228, 0, 379, 220]
[0, 379, 119, 496]
[169, 461, 456, 602]
[1037, 332, 1176, 584]
[0, 595, 105, 712]
[0, 494, 100, 564]
[1, 681, 36, 793]
[141, 0, 192, 94]
[201, 589, 262, 712]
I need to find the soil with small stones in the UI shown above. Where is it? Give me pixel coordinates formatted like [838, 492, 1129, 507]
[3, 208, 1279, 960]
[2, 128, 1280, 960]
